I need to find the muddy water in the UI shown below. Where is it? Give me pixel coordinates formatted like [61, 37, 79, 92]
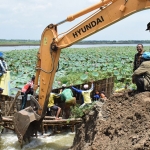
[0, 130, 75, 150]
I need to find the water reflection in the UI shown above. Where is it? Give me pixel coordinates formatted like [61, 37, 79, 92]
[0, 46, 40, 51]
[0, 44, 150, 51]
[0, 130, 75, 150]
[71, 43, 150, 48]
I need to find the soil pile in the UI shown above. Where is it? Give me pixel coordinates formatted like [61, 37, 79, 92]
[69, 91, 150, 150]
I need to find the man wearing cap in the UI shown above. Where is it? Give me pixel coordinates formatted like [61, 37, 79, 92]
[72, 82, 94, 107]
[146, 22, 150, 31]
[132, 52, 150, 92]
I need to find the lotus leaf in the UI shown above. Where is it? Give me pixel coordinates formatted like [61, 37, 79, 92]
[80, 74, 88, 81]
[113, 70, 119, 75]
[4, 46, 149, 90]
[92, 72, 99, 77]
[88, 67, 94, 71]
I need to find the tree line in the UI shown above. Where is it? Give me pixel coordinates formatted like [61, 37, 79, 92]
[0, 39, 150, 46]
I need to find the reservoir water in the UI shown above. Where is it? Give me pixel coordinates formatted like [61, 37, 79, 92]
[0, 43, 150, 51]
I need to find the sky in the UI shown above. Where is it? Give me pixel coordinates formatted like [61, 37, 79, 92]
[0, 0, 150, 41]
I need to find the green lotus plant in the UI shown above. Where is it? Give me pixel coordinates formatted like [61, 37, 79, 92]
[3, 46, 150, 93]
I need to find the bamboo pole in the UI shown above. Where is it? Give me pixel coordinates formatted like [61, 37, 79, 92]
[6, 91, 21, 116]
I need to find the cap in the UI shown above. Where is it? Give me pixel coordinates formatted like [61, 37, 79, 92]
[142, 52, 150, 60]
[0, 52, 4, 58]
[84, 84, 88, 89]
[146, 22, 150, 31]
[62, 84, 66, 87]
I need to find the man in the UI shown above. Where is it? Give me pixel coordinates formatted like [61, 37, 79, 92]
[20, 75, 35, 110]
[135, 23, 150, 68]
[72, 82, 93, 108]
[47, 92, 61, 120]
[146, 22, 150, 31]
[61, 84, 76, 118]
[133, 44, 144, 72]
[132, 52, 150, 92]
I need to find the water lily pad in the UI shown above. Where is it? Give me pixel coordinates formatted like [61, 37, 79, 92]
[92, 72, 99, 77]
[80, 74, 88, 81]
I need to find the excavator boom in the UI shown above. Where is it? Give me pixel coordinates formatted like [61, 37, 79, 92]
[56, 0, 150, 48]
[13, 0, 150, 147]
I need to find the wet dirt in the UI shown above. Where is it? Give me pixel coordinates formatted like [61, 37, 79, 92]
[69, 91, 150, 150]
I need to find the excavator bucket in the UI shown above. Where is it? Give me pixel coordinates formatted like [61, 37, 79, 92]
[13, 106, 41, 147]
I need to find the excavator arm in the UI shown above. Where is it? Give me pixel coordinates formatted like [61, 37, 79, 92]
[13, 0, 150, 147]
[56, 0, 150, 48]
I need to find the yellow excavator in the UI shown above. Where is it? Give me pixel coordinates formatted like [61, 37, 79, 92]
[13, 0, 150, 147]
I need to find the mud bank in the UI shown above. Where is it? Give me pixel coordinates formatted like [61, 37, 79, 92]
[69, 91, 150, 150]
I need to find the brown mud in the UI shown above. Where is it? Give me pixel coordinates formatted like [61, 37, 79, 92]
[69, 91, 150, 150]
